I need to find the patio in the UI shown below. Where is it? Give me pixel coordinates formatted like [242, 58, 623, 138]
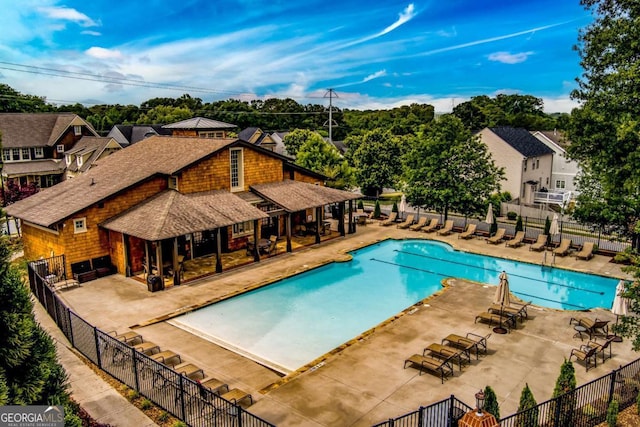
[52, 219, 637, 426]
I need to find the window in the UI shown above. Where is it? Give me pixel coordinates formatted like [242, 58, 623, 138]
[556, 180, 566, 189]
[34, 147, 44, 158]
[21, 148, 30, 160]
[12, 148, 20, 160]
[65, 155, 72, 166]
[215, 131, 224, 138]
[73, 218, 87, 233]
[2, 149, 11, 162]
[230, 148, 243, 191]
[168, 176, 178, 190]
[523, 159, 527, 172]
[232, 220, 253, 237]
[77, 156, 83, 167]
[56, 145, 65, 153]
[73, 125, 82, 136]
[536, 159, 540, 169]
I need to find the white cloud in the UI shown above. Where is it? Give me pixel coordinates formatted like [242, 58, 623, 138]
[85, 47, 122, 59]
[81, 30, 102, 36]
[337, 3, 418, 49]
[38, 6, 99, 27]
[488, 51, 534, 64]
[363, 70, 387, 82]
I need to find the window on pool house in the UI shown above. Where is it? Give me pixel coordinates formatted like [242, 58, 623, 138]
[73, 218, 87, 233]
[233, 220, 253, 237]
[230, 148, 244, 191]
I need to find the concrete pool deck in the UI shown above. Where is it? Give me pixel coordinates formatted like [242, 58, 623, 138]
[52, 222, 636, 426]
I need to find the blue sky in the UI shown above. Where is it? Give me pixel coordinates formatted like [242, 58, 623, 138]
[0, 0, 592, 113]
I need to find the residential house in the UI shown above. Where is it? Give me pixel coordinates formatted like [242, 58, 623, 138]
[162, 117, 236, 138]
[106, 124, 171, 146]
[64, 137, 123, 179]
[0, 113, 98, 190]
[239, 127, 290, 157]
[531, 130, 580, 196]
[7, 135, 359, 286]
[477, 127, 554, 204]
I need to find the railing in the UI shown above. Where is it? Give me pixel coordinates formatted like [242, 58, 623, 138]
[371, 395, 473, 427]
[28, 257, 275, 427]
[533, 190, 572, 206]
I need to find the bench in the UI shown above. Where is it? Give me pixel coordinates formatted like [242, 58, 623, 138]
[92, 255, 115, 277]
[71, 260, 98, 283]
[404, 354, 454, 383]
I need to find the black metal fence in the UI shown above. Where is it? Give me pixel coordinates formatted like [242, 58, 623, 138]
[28, 257, 275, 427]
[371, 395, 473, 427]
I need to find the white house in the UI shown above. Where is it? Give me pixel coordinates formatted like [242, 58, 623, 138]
[531, 130, 580, 196]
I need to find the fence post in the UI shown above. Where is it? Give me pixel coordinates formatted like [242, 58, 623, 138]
[132, 347, 139, 392]
[67, 308, 74, 346]
[449, 394, 455, 427]
[237, 404, 244, 427]
[94, 327, 102, 369]
[608, 369, 618, 405]
[179, 374, 186, 421]
[553, 395, 562, 426]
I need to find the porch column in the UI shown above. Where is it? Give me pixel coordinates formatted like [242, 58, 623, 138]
[286, 213, 292, 252]
[315, 207, 322, 244]
[348, 200, 354, 234]
[123, 234, 130, 277]
[172, 238, 180, 286]
[338, 202, 345, 236]
[253, 220, 260, 262]
[215, 229, 223, 273]
[144, 241, 151, 277]
[155, 240, 165, 287]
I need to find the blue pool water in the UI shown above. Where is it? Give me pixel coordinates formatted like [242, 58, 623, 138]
[171, 239, 619, 372]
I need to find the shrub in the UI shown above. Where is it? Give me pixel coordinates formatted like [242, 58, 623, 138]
[490, 216, 498, 236]
[607, 399, 619, 427]
[516, 383, 538, 427]
[484, 386, 500, 420]
[173, 422, 187, 427]
[549, 359, 577, 425]
[140, 398, 153, 410]
[158, 411, 170, 423]
[544, 216, 551, 246]
[127, 390, 139, 401]
[373, 200, 381, 219]
[357, 200, 364, 210]
[392, 201, 398, 213]
[637, 390, 640, 414]
[515, 216, 523, 233]
[507, 211, 517, 220]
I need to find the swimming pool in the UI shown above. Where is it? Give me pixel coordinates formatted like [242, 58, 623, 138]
[170, 239, 619, 373]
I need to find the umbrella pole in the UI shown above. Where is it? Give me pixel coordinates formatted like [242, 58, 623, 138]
[607, 315, 623, 343]
[493, 304, 508, 334]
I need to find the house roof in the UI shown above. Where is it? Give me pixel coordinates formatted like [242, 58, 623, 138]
[101, 190, 269, 241]
[6, 136, 236, 227]
[162, 117, 236, 130]
[488, 127, 554, 157]
[1, 160, 65, 177]
[0, 113, 90, 148]
[65, 137, 121, 173]
[108, 124, 171, 146]
[535, 130, 570, 149]
[238, 127, 260, 142]
[251, 180, 360, 212]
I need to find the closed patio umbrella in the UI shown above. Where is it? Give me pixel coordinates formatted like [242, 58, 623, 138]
[485, 203, 494, 225]
[549, 213, 559, 241]
[399, 194, 407, 220]
[610, 280, 630, 342]
[493, 271, 510, 334]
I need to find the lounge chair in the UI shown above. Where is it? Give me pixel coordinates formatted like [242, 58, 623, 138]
[396, 214, 415, 229]
[489, 301, 531, 321]
[108, 330, 143, 345]
[529, 234, 548, 251]
[505, 231, 525, 248]
[575, 241, 595, 260]
[199, 377, 230, 395]
[133, 341, 160, 355]
[588, 337, 615, 363]
[221, 388, 254, 406]
[423, 343, 470, 370]
[486, 228, 506, 244]
[553, 239, 572, 256]
[475, 311, 515, 330]
[151, 350, 181, 366]
[569, 345, 598, 371]
[458, 223, 477, 239]
[409, 217, 428, 231]
[404, 354, 454, 383]
[261, 235, 278, 256]
[569, 317, 610, 339]
[380, 212, 398, 226]
[442, 332, 490, 359]
[420, 218, 439, 233]
[173, 362, 205, 380]
[436, 220, 454, 236]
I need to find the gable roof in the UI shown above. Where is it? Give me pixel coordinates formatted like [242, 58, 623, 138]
[251, 180, 360, 212]
[1, 160, 65, 177]
[0, 113, 94, 148]
[101, 190, 269, 240]
[6, 136, 235, 227]
[108, 124, 171, 146]
[65, 136, 122, 173]
[162, 117, 236, 130]
[488, 127, 554, 157]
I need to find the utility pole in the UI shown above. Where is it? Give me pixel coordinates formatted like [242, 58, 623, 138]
[323, 89, 338, 143]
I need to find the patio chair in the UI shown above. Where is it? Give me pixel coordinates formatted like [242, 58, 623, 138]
[261, 235, 278, 256]
[486, 228, 506, 244]
[553, 239, 572, 256]
[199, 377, 230, 395]
[404, 354, 454, 383]
[442, 332, 490, 359]
[505, 231, 525, 248]
[409, 217, 428, 231]
[151, 350, 182, 366]
[575, 241, 595, 261]
[380, 212, 398, 226]
[569, 317, 610, 339]
[569, 345, 598, 371]
[396, 214, 415, 229]
[108, 330, 143, 345]
[436, 220, 454, 236]
[423, 343, 471, 371]
[529, 234, 548, 252]
[585, 337, 615, 363]
[475, 311, 515, 330]
[489, 301, 531, 322]
[458, 223, 477, 239]
[420, 218, 439, 233]
[221, 388, 254, 406]
[174, 362, 205, 380]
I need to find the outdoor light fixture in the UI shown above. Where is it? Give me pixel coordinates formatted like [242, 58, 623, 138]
[475, 390, 485, 416]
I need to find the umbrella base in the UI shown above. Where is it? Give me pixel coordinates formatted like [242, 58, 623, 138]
[493, 327, 508, 335]
[607, 334, 623, 343]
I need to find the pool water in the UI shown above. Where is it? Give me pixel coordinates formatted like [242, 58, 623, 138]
[170, 239, 619, 373]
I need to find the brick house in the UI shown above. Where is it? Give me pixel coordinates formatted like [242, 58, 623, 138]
[7, 135, 359, 285]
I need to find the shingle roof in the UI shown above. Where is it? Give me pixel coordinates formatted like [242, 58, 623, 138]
[238, 127, 260, 142]
[108, 124, 172, 146]
[489, 127, 554, 157]
[65, 137, 121, 173]
[6, 136, 235, 227]
[251, 180, 360, 212]
[0, 113, 79, 148]
[101, 190, 269, 240]
[162, 117, 236, 130]
[1, 160, 65, 176]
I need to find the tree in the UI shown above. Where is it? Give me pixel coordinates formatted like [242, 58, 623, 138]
[516, 383, 538, 427]
[483, 385, 500, 420]
[515, 216, 523, 233]
[284, 129, 322, 158]
[544, 216, 551, 246]
[403, 115, 504, 220]
[294, 132, 353, 189]
[567, 0, 640, 251]
[373, 200, 381, 219]
[606, 399, 619, 427]
[136, 105, 193, 124]
[0, 84, 54, 113]
[550, 359, 576, 425]
[346, 129, 405, 197]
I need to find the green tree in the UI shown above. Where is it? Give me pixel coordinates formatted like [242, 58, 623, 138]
[483, 386, 500, 420]
[516, 383, 538, 427]
[295, 132, 353, 189]
[283, 129, 319, 158]
[0, 84, 54, 113]
[515, 216, 523, 233]
[568, 0, 640, 251]
[403, 115, 504, 220]
[550, 359, 577, 425]
[606, 399, 619, 427]
[373, 200, 381, 219]
[136, 105, 193, 124]
[346, 129, 404, 197]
